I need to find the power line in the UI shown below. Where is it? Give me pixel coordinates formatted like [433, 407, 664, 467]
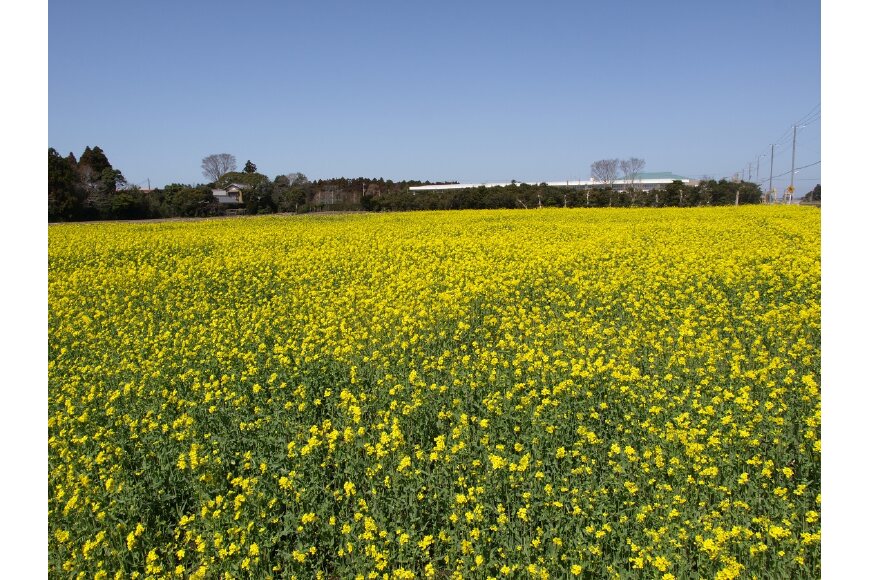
[772, 128, 794, 149]
[746, 104, 821, 198]
[767, 160, 821, 181]
[769, 103, 821, 150]
[774, 132, 794, 150]
[796, 142, 821, 156]
[795, 103, 821, 125]
[801, 112, 821, 125]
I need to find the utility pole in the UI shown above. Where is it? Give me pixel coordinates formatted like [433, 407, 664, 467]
[786, 124, 797, 204]
[768, 144, 775, 203]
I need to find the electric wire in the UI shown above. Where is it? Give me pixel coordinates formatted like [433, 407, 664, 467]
[743, 104, 820, 184]
[767, 160, 821, 181]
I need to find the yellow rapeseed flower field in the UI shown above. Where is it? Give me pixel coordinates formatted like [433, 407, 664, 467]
[49, 207, 820, 578]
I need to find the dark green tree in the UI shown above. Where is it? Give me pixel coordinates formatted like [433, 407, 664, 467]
[109, 186, 161, 220]
[48, 148, 86, 221]
[245, 181, 277, 214]
[72, 145, 127, 219]
[273, 175, 308, 212]
[78, 145, 112, 176]
[83, 167, 127, 219]
[162, 184, 219, 217]
[217, 171, 269, 189]
[695, 180, 716, 205]
[101, 167, 127, 193]
[736, 182, 763, 205]
[586, 187, 611, 207]
[803, 184, 821, 202]
[244, 160, 257, 174]
[661, 181, 686, 207]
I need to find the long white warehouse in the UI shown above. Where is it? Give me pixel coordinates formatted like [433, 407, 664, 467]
[409, 172, 699, 192]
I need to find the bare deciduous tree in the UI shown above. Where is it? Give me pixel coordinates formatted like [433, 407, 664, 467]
[201, 153, 237, 183]
[285, 172, 309, 186]
[590, 159, 619, 206]
[620, 157, 646, 205]
[590, 159, 619, 187]
[619, 157, 645, 188]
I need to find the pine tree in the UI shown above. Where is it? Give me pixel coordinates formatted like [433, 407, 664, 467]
[79, 145, 112, 176]
[48, 148, 86, 221]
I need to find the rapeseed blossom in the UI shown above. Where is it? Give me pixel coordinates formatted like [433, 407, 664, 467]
[49, 207, 820, 577]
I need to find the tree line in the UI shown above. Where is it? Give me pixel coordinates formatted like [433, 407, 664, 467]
[50, 148, 772, 222]
[365, 180, 764, 211]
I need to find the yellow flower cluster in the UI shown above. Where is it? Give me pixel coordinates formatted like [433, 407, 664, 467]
[49, 207, 820, 578]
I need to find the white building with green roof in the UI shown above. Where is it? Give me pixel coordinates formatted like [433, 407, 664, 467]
[409, 172, 699, 192]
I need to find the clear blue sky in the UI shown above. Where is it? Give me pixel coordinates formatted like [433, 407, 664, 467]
[48, 0, 820, 193]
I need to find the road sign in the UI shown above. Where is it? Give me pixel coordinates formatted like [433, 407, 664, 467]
[786, 185, 794, 193]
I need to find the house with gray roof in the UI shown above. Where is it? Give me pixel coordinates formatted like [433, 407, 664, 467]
[211, 183, 249, 204]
